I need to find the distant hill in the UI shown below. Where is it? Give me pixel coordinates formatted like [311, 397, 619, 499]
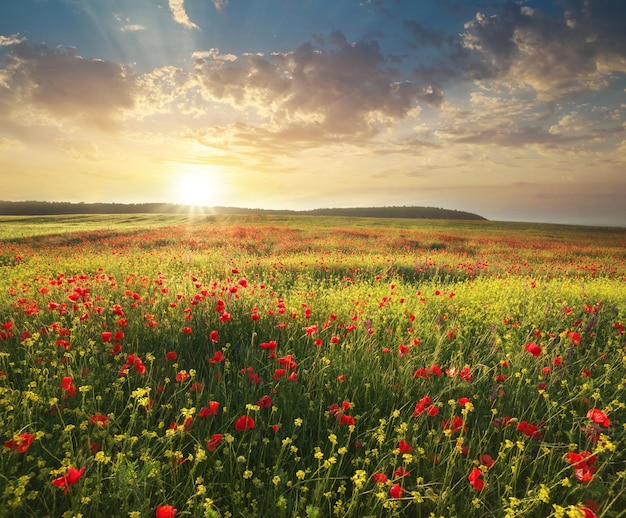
[0, 201, 486, 221]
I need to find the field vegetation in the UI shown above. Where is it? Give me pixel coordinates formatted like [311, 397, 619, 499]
[0, 214, 625, 517]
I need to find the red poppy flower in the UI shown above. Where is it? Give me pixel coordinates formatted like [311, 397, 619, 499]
[389, 483, 404, 498]
[234, 415, 255, 431]
[55, 339, 71, 350]
[430, 364, 442, 376]
[426, 405, 439, 416]
[578, 507, 596, 518]
[373, 473, 387, 484]
[460, 366, 472, 382]
[208, 351, 225, 363]
[339, 414, 355, 426]
[210, 330, 219, 343]
[468, 467, 484, 491]
[586, 408, 610, 427]
[260, 340, 277, 355]
[568, 331, 582, 345]
[304, 325, 318, 335]
[398, 343, 410, 357]
[273, 368, 286, 380]
[413, 395, 438, 416]
[189, 382, 203, 392]
[61, 376, 77, 397]
[89, 413, 109, 428]
[517, 420, 544, 440]
[206, 400, 220, 415]
[52, 465, 85, 494]
[480, 454, 495, 468]
[394, 466, 411, 477]
[165, 351, 178, 361]
[277, 354, 297, 370]
[175, 371, 190, 383]
[567, 451, 597, 483]
[197, 401, 220, 418]
[156, 504, 177, 518]
[419, 395, 432, 406]
[206, 433, 223, 451]
[524, 342, 542, 357]
[443, 416, 468, 434]
[256, 395, 273, 408]
[397, 439, 412, 453]
[4, 432, 35, 453]
[101, 331, 113, 342]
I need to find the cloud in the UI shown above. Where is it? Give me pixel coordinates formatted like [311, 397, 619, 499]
[0, 42, 135, 130]
[212, 0, 228, 12]
[113, 12, 145, 32]
[193, 32, 439, 140]
[0, 136, 25, 151]
[134, 65, 192, 117]
[168, 0, 200, 29]
[0, 34, 25, 47]
[403, 20, 489, 86]
[56, 138, 102, 161]
[461, 1, 626, 100]
[120, 24, 145, 32]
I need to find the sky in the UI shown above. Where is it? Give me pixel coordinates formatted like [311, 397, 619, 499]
[1, 0, 625, 226]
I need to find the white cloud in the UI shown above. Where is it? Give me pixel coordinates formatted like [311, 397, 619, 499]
[168, 0, 200, 30]
[192, 49, 237, 62]
[120, 24, 145, 32]
[0, 34, 25, 47]
[212, 0, 228, 12]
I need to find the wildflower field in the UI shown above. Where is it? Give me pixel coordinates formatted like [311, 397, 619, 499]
[1, 214, 625, 518]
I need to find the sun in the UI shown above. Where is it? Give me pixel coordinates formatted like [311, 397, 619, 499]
[175, 170, 215, 207]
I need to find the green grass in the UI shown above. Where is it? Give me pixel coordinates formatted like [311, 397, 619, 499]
[0, 215, 624, 517]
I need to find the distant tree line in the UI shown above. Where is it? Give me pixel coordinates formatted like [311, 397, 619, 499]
[0, 201, 486, 221]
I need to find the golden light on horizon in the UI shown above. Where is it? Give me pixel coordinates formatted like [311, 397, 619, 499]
[172, 165, 221, 207]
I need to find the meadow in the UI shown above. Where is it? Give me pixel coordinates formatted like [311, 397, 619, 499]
[0, 214, 625, 518]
